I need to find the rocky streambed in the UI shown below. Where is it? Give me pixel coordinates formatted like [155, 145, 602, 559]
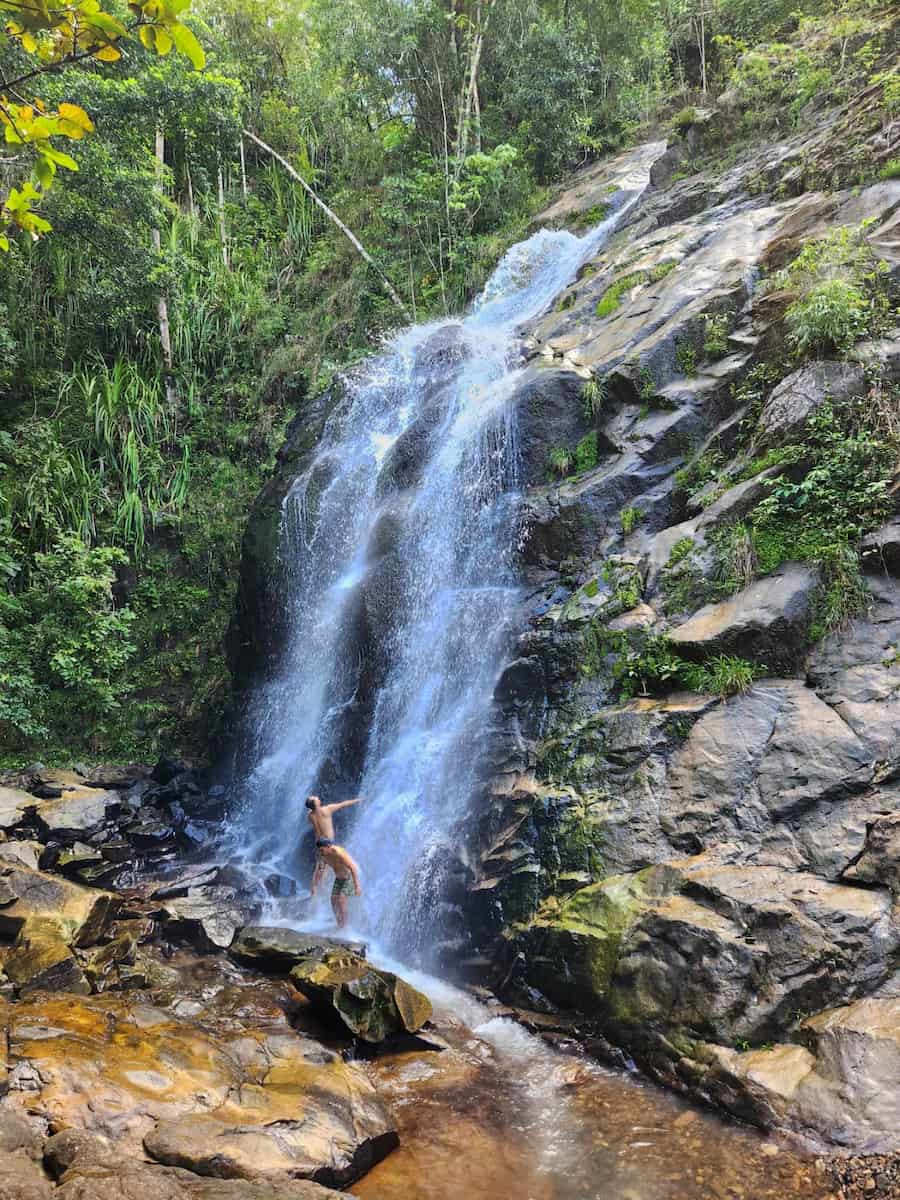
[0, 761, 890, 1199]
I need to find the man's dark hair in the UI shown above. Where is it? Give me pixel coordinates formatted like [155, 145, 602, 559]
[305, 796, 318, 810]
[316, 837, 334, 848]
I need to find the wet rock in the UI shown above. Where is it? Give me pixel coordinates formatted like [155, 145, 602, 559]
[57, 1163, 353, 1199]
[80, 933, 137, 992]
[230, 925, 366, 970]
[753, 360, 865, 451]
[0, 866, 118, 946]
[144, 1112, 398, 1189]
[0, 1107, 44, 1160]
[289, 950, 433, 1042]
[847, 814, 900, 892]
[163, 888, 245, 953]
[1, 987, 397, 1186]
[0, 1151, 54, 1199]
[150, 864, 222, 899]
[44, 1128, 117, 1177]
[861, 516, 900, 576]
[123, 811, 181, 851]
[668, 562, 820, 670]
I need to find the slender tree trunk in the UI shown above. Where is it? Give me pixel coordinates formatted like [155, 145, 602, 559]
[217, 157, 229, 268]
[243, 129, 410, 320]
[239, 136, 248, 198]
[152, 126, 176, 410]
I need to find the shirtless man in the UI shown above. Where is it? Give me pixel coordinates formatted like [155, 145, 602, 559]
[306, 794, 362, 897]
[315, 838, 362, 928]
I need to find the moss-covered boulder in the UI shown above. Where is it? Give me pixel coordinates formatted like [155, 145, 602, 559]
[289, 950, 432, 1043]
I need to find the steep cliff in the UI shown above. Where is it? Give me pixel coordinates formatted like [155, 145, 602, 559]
[231, 20, 900, 1153]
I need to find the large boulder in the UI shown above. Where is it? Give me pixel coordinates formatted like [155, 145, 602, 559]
[4, 918, 91, 996]
[56, 1163, 354, 1200]
[289, 950, 433, 1043]
[35, 788, 120, 842]
[752, 360, 865, 451]
[162, 887, 246, 953]
[705, 998, 900, 1152]
[0, 865, 118, 946]
[668, 562, 819, 670]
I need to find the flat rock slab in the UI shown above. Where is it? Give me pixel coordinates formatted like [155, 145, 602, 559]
[230, 926, 366, 970]
[0, 865, 118, 946]
[35, 789, 119, 841]
[2, 985, 397, 1186]
[0, 842, 42, 871]
[753, 360, 864, 451]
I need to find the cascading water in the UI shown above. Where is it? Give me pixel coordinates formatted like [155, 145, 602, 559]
[230, 178, 649, 959]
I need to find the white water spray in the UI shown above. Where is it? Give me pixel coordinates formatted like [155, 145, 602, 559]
[230, 176, 651, 958]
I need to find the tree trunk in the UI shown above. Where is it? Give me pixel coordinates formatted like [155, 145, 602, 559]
[217, 158, 229, 268]
[243, 129, 410, 320]
[152, 126, 176, 410]
[239, 136, 248, 198]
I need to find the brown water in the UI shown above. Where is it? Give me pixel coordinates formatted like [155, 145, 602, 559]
[355, 963, 834, 1200]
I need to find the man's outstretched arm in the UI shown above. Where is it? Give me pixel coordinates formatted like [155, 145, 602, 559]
[325, 797, 363, 814]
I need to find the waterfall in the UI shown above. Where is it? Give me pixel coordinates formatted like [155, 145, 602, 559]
[230, 189, 645, 960]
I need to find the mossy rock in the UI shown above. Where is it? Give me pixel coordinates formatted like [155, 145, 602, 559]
[290, 950, 432, 1043]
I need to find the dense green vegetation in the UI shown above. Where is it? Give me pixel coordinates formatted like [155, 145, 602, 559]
[0, 0, 895, 762]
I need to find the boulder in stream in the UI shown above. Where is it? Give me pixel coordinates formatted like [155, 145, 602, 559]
[289, 949, 433, 1042]
[230, 925, 366, 970]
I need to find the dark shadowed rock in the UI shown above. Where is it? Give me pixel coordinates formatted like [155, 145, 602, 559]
[669, 562, 819, 670]
[163, 888, 245, 953]
[753, 360, 865, 451]
[862, 516, 900, 576]
[56, 1164, 350, 1200]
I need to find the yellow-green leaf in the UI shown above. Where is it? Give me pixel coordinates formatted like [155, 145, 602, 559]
[138, 23, 155, 50]
[43, 146, 78, 170]
[154, 25, 172, 54]
[169, 21, 204, 68]
[57, 103, 93, 133]
[0, 234, 9, 252]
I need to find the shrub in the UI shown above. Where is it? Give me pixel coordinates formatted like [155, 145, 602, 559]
[672, 105, 697, 131]
[785, 277, 870, 357]
[878, 158, 900, 181]
[682, 655, 761, 697]
[574, 430, 600, 473]
[703, 311, 731, 359]
[581, 376, 606, 420]
[548, 446, 573, 477]
[711, 522, 757, 596]
[650, 260, 677, 282]
[620, 505, 644, 535]
[675, 341, 698, 376]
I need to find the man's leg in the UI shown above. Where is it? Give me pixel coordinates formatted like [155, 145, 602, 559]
[332, 891, 348, 928]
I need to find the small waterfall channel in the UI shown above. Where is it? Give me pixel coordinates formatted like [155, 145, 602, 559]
[230, 172, 647, 956]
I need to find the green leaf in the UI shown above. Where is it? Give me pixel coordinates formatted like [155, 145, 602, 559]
[43, 147, 78, 170]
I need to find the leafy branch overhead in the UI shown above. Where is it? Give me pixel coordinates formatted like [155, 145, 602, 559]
[0, 0, 205, 249]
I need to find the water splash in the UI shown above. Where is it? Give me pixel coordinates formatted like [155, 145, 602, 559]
[229, 181, 650, 959]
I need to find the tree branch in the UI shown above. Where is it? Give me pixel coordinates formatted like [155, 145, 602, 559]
[242, 128, 410, 322]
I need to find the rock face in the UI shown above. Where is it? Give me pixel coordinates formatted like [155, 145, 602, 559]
[227, 34, 900, 1156]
